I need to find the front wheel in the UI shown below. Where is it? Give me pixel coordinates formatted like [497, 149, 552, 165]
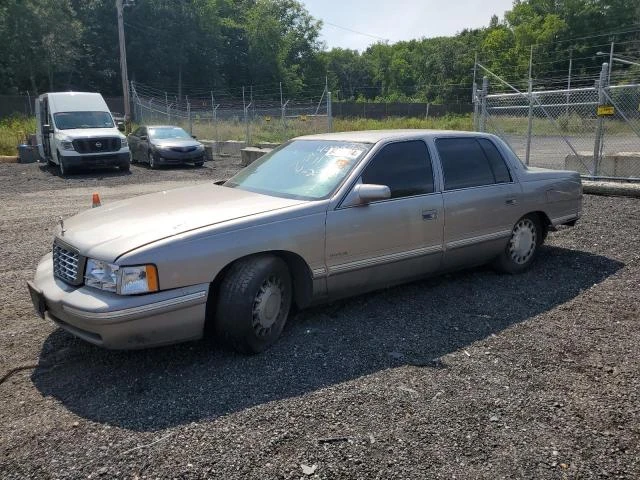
[119, 161, 130, 172]
[214, 255, 292, 354]
[148, 151, 157, 169]
[57, 153, 68, 177]
[493, 214, 542, 274]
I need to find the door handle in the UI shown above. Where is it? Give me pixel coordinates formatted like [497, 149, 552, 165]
[422, 209, 437, 220]
[505, 198, 518, 206]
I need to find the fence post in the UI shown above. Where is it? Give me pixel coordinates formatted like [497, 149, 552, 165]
[187, 101, 192, 134]
[327, 91, 333, 132]
[525, 78, 533, 166]
[593, 63, 608, 178]
[472, 83, 479, 131]
[479, 76, 488, 132]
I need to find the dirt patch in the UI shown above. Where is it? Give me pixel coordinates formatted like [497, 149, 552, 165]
[0, 163, 639, 479]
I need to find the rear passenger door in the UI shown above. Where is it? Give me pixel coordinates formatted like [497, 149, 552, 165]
[325, 140, 444, 298]
[435, 137, 521, 269]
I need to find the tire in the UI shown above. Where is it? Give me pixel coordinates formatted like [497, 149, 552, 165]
[57, 152, 68, 177]
[214, 255, 292, 354]
[119, 161, 130, 172]
[148, 151, 156, 169]
[194, 161, 204, 168]
[493, 214, 542, 274]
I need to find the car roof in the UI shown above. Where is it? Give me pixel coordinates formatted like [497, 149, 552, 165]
[294, 129, 494, 143]
[144, 125, 184, 129]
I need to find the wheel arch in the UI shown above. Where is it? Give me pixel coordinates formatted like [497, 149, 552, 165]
[529, 210, 553, 238]
[204, 250, 315, 329]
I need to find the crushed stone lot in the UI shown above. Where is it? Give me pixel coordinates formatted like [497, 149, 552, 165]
[0, 161, 639, 479]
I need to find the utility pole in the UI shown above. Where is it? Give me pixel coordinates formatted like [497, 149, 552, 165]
[607, 41, 614, 85]
[116, 0, 131, 131]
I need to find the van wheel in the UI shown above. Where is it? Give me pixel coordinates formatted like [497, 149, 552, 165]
[57, 153, 68, 177]
[148, 151, 157, 169]
[493, 214, 542, 274]
[214, 255, 292, 354]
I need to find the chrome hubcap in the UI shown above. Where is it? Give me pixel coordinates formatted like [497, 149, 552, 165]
[509, 219, 536, 264]
[252, 276, 284, 337]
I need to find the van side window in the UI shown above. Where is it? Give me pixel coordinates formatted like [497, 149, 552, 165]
[436, 137, 510, 190]
[361, 140, 434, 198]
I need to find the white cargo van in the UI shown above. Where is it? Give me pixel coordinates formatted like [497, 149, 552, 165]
[35, 92, 130, 175]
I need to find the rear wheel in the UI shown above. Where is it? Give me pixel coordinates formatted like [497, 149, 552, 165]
[493, 214, 542, 274]
[119, 161, 130, 172]
[214, 255, 292, 354]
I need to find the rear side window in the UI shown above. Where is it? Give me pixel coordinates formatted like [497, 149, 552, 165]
[478, 138, 511, 183]
[436, 138, 511, 190]
[361, 140, 434, 198]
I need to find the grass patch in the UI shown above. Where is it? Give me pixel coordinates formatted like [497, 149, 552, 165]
[0, 116, 35, 155]
[188, 113, 474, 144]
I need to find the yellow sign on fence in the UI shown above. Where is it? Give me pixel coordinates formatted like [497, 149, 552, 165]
[597, 105, 615, 116]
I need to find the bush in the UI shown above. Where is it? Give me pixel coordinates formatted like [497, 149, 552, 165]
[557, 112, 584, 132]
[0, 116, 36, 156]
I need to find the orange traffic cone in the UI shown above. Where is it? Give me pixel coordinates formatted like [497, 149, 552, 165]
[92, 193, 101, 208]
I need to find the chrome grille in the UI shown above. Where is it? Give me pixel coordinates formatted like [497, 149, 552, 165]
[53, 242, 83, 285]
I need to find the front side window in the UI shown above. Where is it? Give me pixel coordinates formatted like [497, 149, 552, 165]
[436, 137, 511, 190]
[53, 111, 114, 130]
[226, 140, 372, 200]
[361, 140, 434, 198]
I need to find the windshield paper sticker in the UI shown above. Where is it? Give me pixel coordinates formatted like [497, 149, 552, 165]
[325, 147, 364, 159]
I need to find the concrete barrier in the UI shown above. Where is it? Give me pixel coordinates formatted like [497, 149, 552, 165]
[241, 147, 272, 166]
[565, 152, 640, 177]
[199, 140, 248, 159]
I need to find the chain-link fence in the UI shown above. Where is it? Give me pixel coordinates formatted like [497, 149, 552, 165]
[475, 65, 640, 181]
[130, 82, 331, 147]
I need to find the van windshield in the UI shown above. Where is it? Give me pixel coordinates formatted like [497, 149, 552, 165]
[53, 111, 114, 130]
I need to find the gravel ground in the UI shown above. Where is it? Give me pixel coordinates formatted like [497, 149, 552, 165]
[0, 161, 639, 479]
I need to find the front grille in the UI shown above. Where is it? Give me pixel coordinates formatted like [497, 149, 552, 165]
[73, 137, 121, 154]
[170, 146, 197, 153]
[53, 242, 84, 286]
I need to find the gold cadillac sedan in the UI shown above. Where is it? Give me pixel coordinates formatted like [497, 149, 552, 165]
[28, 130, 582, 353]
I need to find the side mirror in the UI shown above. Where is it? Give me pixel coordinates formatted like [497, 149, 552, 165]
[140, 135, 148, 141]
[191, 135, 197, 139]
[354, 184, 391, 204]
[117, 122, 125, 132]
[42, 124, 54, 135]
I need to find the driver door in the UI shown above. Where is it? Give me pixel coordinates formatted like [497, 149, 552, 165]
[325, 140, 444, 299]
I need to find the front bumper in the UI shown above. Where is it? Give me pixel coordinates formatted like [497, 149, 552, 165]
[29, 253, 209, 349]
[61, 151, 130, 167]
[155, 149, 205, 164]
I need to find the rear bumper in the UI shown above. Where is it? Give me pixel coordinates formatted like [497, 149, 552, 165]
[30, 253, 209, 349]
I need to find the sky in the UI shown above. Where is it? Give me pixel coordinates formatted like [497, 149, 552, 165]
[302, 0, 514, 51]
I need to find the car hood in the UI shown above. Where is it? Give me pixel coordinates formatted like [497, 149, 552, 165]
[152, 139, 201, 149]
[56, 183, 305, 262]
[55, 128, 123, 139]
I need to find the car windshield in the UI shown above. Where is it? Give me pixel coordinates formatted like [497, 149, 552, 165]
[53, 111, 114, 130]
[149, 127, 191, 140]
[225, 140, 372, 200]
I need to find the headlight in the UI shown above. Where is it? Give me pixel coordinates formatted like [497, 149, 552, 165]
[85, 259, 158, 295]
[120, 138, 128, 148]
[60, 140, 75, 151]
